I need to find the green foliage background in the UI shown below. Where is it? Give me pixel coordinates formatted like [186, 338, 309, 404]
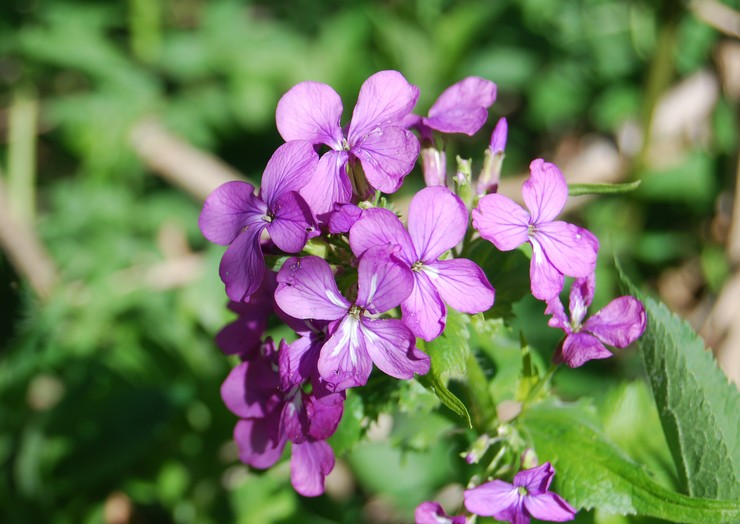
[0, 0, 737, 522]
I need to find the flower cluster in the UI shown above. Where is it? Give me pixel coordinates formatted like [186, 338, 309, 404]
[199, 70, 647, 510]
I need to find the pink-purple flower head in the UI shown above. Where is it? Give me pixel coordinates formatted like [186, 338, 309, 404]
[199, 141, 318, 302]
[221, 339, 343, 497]
[276, 71, 420, 216]
[546, 273, 647, 367]
[350, 186, 495, 341]
[464, 462, 576, 524]
[274, 249, 430, 392]
[473, 159, 599, 301]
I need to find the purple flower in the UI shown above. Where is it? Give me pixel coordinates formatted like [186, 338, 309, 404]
[415, 501, 466, 524]
[464, 462, 576, 524]
[476, 116, 507, 196]
[221, 340, 343, 497]
[274, 250, 430, 392]
[199, 141, 318, 302]
[546, 273, 647, 367]
[276, 318, 330, 391]
[472, 159, 599, 301]
[328, 203, 364, 234]
[350, 186, 495, 341]
[276, 71, 420, 215]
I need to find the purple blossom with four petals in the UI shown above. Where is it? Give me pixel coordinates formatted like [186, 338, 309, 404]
[464, 462, 576, 524]
[221, 340, 343, 497]
[473, 159, 599, 301]
[276, 71, 420, 216]
[350, 186, 495, 341]
[274, 249, 430, 392]
[546, 273, 647, 367]
[199, 141, 318, 302]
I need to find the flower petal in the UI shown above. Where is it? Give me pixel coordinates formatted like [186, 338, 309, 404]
[362, 318, 430, 379]
[545, 296, 570, 332]
[408, 186, 468, 261]
[279, 336, 321, 391]
[490, 116, 508, 153]
[464, 480, 520, 520]
[472, 193, 530, 251]
[275, 256, 350, 320]
[349, 207, 415, 263]
[401, 270, 446, 341]
[276, 81, 344, 148]
[414, 501, 467, 524]
[219, 224, 267, 302]
[306, 392, 344, 440]
[534, 223, 598, 279]
[524, 493, 576, 522]
[529, 238, 565, 301]
[424, 77, 497, 136]
[261, 141, 319, 208]
[522, 159, 568, 224]
[352, 126, 420, 194]
[290, 440, 335, 497]
[514, 462, 556, 494]
[328, 203, 363, 234]
[555, 332, 613, 368]
[356, 246, 415, 314]
[199, 181, 266, 245]
[299, 149, 352, 217]
[234, 414, 287, 469]
[583, 296, 646, 348]
[425, 258, 495, 314]
[268, 191, 316, 253]
[221, 359, 281, 419]
[348, 70, 419, 141]
[318, 316, 372, 391]
[569, 273, 595, 326]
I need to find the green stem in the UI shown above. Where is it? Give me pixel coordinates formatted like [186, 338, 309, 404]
[524, 363, 559, 406]
[464, 350, 498, 433]
[7, 87, 38, 224]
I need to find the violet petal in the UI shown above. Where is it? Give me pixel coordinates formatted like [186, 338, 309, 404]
[529, 238, 565, 301]
[425, 258, 495, 314]
[352, 125, 420, 194]
[328, 203, 364, 234]
[361, 317, 430, 379]
[199, 181, 266, 245]
[523, 492, 576, 522]
[464, 480, 520, 520]
[423, 76, 497, 136]
[275, 81, 344, 148]
[401, 271, 447, 342]
[234, 413, 287, 469]
[348, 70, 419, 141]
[290, 440, 335, 497]
[261, 141, 319, 208]
[583, 296, 646, 348]
[318, 316, 373, 392]
[522, 159, 568, 224]
[349, 207, 415, 264]
[268, 191, 316, 253]
[298, 149, 352, 218]
[356, 246, 415, 315]
[513, 462, 555, 495]
[557, 332, 613, 368]
[408, 186, 468, 262]
[569, 274, 595, 326]
[472, 193, 530, 251]
[275, 256, 351, 321]
[219, 224, 267, 302]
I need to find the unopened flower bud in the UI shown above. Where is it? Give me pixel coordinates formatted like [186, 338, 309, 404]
[454, 155, 473, 208]
[421, 146, 447, 187]
[476, 117, 507, 197]
[463, 434, 491, 464]
[520, 448, 539, 470]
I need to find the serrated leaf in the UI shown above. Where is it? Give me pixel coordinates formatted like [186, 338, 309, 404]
[466, 240, 530, 319]
[418, 310, 473, 428]
[568, 180, 641, 196]
[522, 402, 740, 523]
[619, 266, 740, 500]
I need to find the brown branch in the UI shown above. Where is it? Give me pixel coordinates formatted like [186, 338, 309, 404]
[0, 176, 57, 300]
[130, 118, 248, 201]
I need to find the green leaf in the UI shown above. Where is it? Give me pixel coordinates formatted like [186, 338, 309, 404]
[418, 310, 473, 428]
[522, 402, 740, 523]
[618, 266, 740, 500]
[264, 255, 291, 272]
[466, 240, 530, 319]
[568, 180, 641, 196]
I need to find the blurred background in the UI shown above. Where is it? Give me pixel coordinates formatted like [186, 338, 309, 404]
[0, 0, 738, 522]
